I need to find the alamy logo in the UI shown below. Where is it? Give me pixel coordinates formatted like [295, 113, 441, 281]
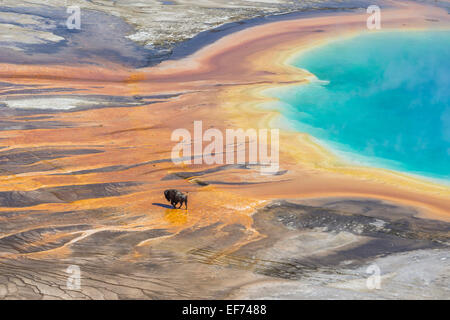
[66, 265, 81, 290]
[66, 6, 81, 30]
[366, 264, 381, 290]
[171, 121, 279, 175]
[367, 5, 381, 30]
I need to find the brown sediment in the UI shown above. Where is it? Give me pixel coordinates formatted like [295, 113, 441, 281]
[0, 1, 449, 299]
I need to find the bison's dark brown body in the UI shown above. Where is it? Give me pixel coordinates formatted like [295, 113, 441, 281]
[164, 189, 188, 209]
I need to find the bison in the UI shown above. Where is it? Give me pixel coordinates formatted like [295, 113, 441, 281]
[164, 189, 188, 210]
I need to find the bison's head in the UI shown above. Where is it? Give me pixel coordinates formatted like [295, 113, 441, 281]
[164, 190, 171, 202]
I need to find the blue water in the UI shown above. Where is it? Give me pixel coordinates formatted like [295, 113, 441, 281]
[267, 31, 450, 182]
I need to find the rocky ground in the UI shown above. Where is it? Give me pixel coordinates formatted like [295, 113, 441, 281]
[0, 0, 390, 66]
[230, 198, 449, 299]
[0, 197, 448, 299]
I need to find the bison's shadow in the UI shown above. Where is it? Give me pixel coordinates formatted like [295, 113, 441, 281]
[152, 202, 174, 209]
